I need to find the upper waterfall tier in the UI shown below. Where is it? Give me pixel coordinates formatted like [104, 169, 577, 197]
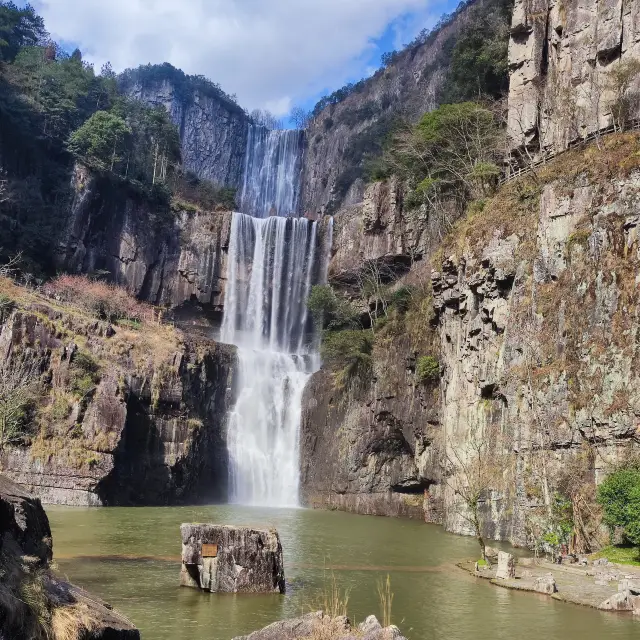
[239, 125, 304, 218]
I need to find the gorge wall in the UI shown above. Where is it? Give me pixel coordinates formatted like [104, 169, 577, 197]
[300, 0, 506, 215]
[301, 134, 640, 546]
[508, 0, 640, 156]
[0, 279, 236, 506]
[122, 66, 249, 188]
[57, 165, 232, 323]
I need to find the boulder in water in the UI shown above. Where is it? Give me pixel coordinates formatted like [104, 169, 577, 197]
[180, 523, 285, 593]
[231, 612, 408, 640]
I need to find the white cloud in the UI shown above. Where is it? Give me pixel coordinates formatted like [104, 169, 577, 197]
[32, 0, 434, 115]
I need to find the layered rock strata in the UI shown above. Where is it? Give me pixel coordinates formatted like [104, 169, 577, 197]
[0, 288, 236, 506]
[57, 165, 232, 319]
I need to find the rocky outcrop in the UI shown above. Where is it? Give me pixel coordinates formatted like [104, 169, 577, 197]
[57, 165, 232, 321]
[329, 178, 427, 285]
[0, 475, 139, 639]
[507, 0, 640, 156]
[0, 290, 236, 506]
[301, 0, 503, 214]
[232, 613, 407, 640]
[123, 71, 249, 188]
[302, 137, 640, 545]
[429, 146, 640, 544]
[180, 524, 285, 594]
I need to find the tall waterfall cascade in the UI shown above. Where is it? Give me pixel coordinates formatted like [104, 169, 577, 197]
[221, 211, 327, 507]
[239, 124, 304, 218]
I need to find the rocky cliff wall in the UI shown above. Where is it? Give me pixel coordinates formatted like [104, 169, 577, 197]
[0, 282, 237, 506]
[508, 0, 640, 156]
[57, 165, 232, 322]
[301, 134, 640, 547]
[125, 78, 249, 188]
[300, 0, 500, 215]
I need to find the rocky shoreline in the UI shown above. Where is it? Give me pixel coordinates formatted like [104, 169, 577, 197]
[459, 554, 640, 617]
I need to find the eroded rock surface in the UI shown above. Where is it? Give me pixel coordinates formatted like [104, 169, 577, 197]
[508, 0, 640, 156]
[180, 524, 285, 594]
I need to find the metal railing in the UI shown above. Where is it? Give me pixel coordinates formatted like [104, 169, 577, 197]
[499, 119, 640, 185]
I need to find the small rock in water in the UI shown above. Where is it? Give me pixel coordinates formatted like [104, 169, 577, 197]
[180, 523, 285, 594]
[496, 551, 516, 580]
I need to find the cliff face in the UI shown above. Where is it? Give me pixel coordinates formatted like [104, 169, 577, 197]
[508, 0, 640, 155]
[124, 77, 249, 188]
[0, 282, 236, 506]
[300, 0, 500, 215]
[300, 135, 640, 546]
[58, 165, 231, 322]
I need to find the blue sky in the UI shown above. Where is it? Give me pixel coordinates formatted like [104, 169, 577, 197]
[24, 0, 459, 121]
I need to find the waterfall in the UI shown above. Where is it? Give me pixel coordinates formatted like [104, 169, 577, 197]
[239, 125, 303, 218]
[221, 212, 325, 507]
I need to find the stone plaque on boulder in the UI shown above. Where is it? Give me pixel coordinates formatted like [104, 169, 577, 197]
[180, 524, 285, 594]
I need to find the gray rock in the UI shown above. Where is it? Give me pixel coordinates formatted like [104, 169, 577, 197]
[533, 574, 557, 594]
[619, 579, 640, 595]
[496, 551, 516, 580]
[232, 613, 408, 640]
[180, 523, 285, 594]
[599, 590, 640, 612]
[0, 474, 139, 639]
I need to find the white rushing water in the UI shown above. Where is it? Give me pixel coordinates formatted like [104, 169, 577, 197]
[239, 125, 303, 218]
[221, 212, 323, 507]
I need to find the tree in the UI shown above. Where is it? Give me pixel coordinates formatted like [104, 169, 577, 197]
[290, 106, 311, 130]
[381, 102, 502, 224]
[67, 110, 131, 171]
[440, 423, 507, 561]
[597, 464, 640, 545]
[0, 1, 46, 63]
[0, 353, 41, 453]
[607, 59, 640, 132]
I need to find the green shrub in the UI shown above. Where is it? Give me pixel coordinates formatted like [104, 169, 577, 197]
[597, 464, 640, 545]
[416, 356, 440, 383]
[321, 330, 373, 387]
[307, 285, 359, 330]
[70, 350, 100, 398]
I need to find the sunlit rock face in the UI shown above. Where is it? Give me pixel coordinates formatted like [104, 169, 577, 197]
[507, 0, 640, 156]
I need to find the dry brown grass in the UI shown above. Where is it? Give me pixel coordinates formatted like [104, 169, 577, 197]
[51, 603, 99, 640]
[44, 275, 157, 324]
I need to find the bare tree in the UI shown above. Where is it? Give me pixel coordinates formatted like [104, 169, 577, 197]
[607, 59, 640, 132]
[290, 106, 311, 130]
[440, 423, 507, 561]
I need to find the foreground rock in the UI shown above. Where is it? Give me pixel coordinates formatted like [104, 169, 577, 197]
[180, 524, 285, 593]
[232, 612, 407, 640]
[0, 474, 139, 639]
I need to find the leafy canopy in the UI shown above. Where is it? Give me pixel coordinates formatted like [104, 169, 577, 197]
[597, 465, 640, 545]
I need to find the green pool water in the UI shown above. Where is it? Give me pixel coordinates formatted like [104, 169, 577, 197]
[47, 505, 638, 640]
